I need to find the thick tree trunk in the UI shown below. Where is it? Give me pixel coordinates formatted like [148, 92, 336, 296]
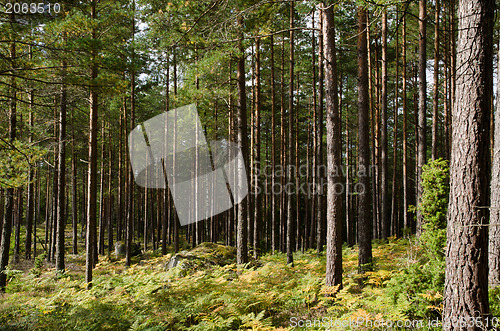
[416, 0, 427, 236]
[357, 6, 372, 273]
[443, 0, 493, 327]
[323, 2, 342, 288]
[489, 45, 500, 287]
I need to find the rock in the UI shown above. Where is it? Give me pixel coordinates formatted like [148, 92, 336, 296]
[115, 241, 125, 256]
[166, 255, 179, 270]
[114, 241, 141, 257]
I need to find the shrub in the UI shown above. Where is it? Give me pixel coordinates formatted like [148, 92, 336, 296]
[419, 158, 449, 261]
[386, 159, 449, 320]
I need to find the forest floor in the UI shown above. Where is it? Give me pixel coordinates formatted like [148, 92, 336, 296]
[0, 234, 498, 330]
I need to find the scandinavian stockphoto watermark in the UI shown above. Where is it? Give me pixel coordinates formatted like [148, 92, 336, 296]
[247, 163, 372, 197]
[128, 104, 248, 226]
[289, 316, 500, 329]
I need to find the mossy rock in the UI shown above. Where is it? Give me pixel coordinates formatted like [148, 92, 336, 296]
[189, 242, 236, 265]
[165, 243, 237, 277]
[114, 241, 141, 257]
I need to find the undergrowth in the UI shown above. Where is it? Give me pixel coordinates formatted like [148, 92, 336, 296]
[0, 238, 498, 330]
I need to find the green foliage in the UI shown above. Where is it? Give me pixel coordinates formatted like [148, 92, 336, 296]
[386, 159, 449, 321]
[0, 139, 45, 189]
[418, 159, 449, 261]
[7, 238, 500, 330]
[489, 286, 500, 317]
[30, 252, 48, 277]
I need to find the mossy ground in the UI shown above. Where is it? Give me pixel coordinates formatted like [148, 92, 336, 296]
[0, 234, 497, 330]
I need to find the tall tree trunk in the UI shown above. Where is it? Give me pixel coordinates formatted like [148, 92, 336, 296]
[35, 169, 40, 258]
[14, 189, 22, 264]
[450, 0, 456, 121]
[416, 0, 427, 236]
[345, 101, 353, 246]
[81, 168, 86, 239]
[357, 6, 372, 273]
[366, 13, 378, 240]
[391, 9, 399, 238]
[117, 101, 123, 242]
[489, 44, 500, 287]
[71, 114, 78, 254]
[86, 1, 98, 289]
[316, 7, 325, 255]
[26, 84, 34, 260]
[107, 128, 113, 256]
[162, 58, 170, 255]
[173, 50, 179, 254]
[309, 11, 317, 251]
[402, 11, 409, 233]
[126, 4, 136, 266]
[380, 10, 389, 239]
[286, 1, 295, 265]
[236, 15, 249, 265]
[280, 36, 286, 253]
[50, 99, 58, 262]
[431, 0, 440, 160]
[444, 0, 493, 326]
[295, 72, 301, 252]
[323, 2, 342, 287]
[270, 35, 277, 253]
[248, 45, 255, 251]
[98, 123, 105, 255]
[253, 37, 261, 258]
[56, 55, 67, 273]
[373, 33, 380, 240]
[228, 73, 235, 247]
[444, 6, 451, 161]
[0, 24, 16, 290]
